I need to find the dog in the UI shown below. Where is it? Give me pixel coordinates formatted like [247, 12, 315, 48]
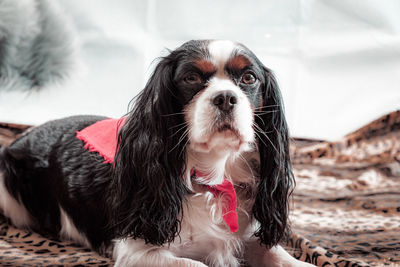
[0, 40, 314, 266]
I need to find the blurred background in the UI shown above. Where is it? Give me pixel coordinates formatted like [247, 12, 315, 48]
[0, 0, 399, 140]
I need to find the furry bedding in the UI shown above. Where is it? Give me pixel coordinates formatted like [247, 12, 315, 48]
[0, 110, 399, 266]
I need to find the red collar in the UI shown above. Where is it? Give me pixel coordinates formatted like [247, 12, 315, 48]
[76, 118, 238, 233]
[191, 169, 239, 233]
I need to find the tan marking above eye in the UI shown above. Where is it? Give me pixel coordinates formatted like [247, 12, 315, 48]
[227, 55, 251, 70]
[194, 59, 217, 73]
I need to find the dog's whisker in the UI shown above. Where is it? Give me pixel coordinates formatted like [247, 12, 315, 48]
[253, 124, 279, 154]
[169, 123, 188, 138]
[179, 136, 191, 159]
[253, 131, 268, 150]
[168, 122, 187, 130]
[169, 127, 187, 138]
[253, 118, 275, 135]
[161, 112, 186, 117]
[254, 114, 266, 126]
[254, 110, 279, 115]
[253, 104, 280, 110]
[238, 154, 255, 181]
[169, 129, 189, 153]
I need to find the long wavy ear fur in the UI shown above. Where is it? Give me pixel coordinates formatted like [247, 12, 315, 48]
[252, 67, 295, 248]
[109, 53, 188, 246]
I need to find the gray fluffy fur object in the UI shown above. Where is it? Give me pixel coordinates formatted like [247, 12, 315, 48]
[0, 0, 76, 91]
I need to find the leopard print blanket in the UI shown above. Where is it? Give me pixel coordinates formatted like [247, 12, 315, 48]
[0, 110, 399, 266]
[289, 110, 400, 266]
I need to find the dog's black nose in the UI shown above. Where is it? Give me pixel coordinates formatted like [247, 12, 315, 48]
[212, 90, 238, 112]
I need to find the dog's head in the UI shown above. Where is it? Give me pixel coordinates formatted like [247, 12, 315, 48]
[112, 40, 294, 248]
[182, 40, 257, 155]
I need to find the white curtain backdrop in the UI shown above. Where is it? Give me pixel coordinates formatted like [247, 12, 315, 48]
[0, 0, 399, 140]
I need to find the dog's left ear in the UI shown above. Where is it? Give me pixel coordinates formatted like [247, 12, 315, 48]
[252, 67, 295, 248]
[109, 53, 188, 246]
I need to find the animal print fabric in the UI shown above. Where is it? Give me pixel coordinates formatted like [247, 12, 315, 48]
[0, 219, 113, 266]
[288, 110, 400, 266]
[0, 110, 399, 266]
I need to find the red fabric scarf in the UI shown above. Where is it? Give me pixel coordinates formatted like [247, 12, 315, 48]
[76, 117, 126, 163]
[191, 170, 239, 233]
[76, 118, 239, 233]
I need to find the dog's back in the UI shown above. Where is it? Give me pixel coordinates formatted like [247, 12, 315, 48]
[0, 115, 113, 250]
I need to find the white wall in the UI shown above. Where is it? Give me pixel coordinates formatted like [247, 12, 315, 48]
[0, 0, 399, 140]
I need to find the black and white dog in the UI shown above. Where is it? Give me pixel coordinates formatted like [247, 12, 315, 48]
[0, 40, 313, 266]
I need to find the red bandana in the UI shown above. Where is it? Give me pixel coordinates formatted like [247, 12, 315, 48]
[76, 118, 238, 233]
[191, 170, 239, 233]
[76, 117, 126, 163]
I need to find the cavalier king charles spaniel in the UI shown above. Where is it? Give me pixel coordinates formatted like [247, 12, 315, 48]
[0, 40, 314, 266]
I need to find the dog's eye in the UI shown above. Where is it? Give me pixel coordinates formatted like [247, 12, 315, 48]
[240, 72, 256, 85]
[184, 73, 202, 84]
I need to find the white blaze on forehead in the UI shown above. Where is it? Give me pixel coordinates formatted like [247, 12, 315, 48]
[208, 40, 236, 71]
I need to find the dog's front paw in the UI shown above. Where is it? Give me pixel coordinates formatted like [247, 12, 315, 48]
[114, 253, 208, 267]
[288, 259, 316, 267]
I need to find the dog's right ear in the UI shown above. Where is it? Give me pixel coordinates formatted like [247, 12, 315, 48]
[110, 53, 188, 246]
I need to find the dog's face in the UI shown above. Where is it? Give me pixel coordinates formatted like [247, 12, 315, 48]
[113, 39, 293, 248]
[172, 40, 265, 154]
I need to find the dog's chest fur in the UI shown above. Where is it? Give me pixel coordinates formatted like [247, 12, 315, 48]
[170, 192, 246, 266]
[169, 157, 257, 266]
